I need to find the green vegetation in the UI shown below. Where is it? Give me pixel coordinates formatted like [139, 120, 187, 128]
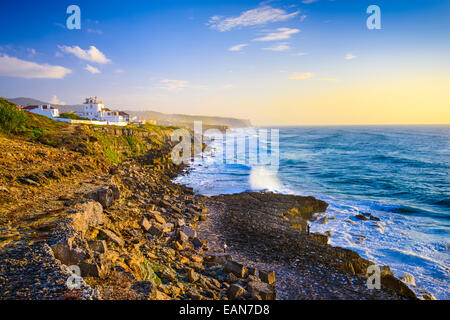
[0, 97, 67, 140]
[0, 98, 28, 134]
[59, 112, 86, 120]
[139, 259, 162, 285]
[0, 96, 176, 166]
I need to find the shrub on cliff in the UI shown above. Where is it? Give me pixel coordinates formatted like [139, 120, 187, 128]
[0, 97, 28, 134]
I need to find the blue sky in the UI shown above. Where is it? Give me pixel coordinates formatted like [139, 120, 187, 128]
[0, 0, 449, 125]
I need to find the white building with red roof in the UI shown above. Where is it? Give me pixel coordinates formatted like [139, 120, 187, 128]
[76, 97, 129, 124]
[22, 105, 60, 118]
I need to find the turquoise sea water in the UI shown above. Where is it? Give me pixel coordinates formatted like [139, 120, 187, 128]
[175, 126, 450, 299]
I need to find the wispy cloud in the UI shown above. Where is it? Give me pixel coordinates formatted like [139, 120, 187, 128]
[222, 84, 233, 89]
[229, 44, 248, 51]
[87, 28, 103, 35]
[209, 5, 299, 32]
[0, 54, 71, 79]
[345, 53, 357, 60]
[253, 28, 300, 41]
[158, 79, 206, 91]
[50, 95, 66, 105]
[292, 52, 308, 56]
[263, 43, 290, 52]
[58, 45, 111, 64]
[288, 72, 314, 80]
[302, 0, 319, 4]
[85, 64, 101, 74]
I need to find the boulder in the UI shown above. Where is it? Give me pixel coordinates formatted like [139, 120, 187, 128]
[228, 284, 245, 300]
[69, 201, 104, 235]
[400, 273, 416, 286]
[148, 224, 165, 238]
[88, 240, 108, 254]
[186, 268, 200, 283]
[177, 231, 189, 244]
[247, 281, 276, 300]
[51, 240, 89, 266]
[130, 281, 171, 300]
[86, 188, 114, 208]
[224, 261, 247, 278]
[139, 217, 152, 232]
[259, 271, 275, 285]
[181, 226, 197, 239]
[148, 211, 166, 225]
[99, 229, 124, 247]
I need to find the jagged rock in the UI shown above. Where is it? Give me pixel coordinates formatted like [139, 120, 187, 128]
[259, 271, 275, 285]
[400, 273, 416, 286]
[148, 211, 166, 225]
[355, 214, 368, 221]
[191, 255, 203, 263]
[69, 201, 104, 235]
[228, 284, 245, 300]
[161, 268, 177, 282]
[381, 273, 417, 299]
[88, 240, 108, 254]
[177, 231, 189, 243]
[186, 268, 200, 283]
[248, 267, 259, 277]
[172, 241, 184, 251]
[79, 261, 101, 277]
[310, 233, 328, 244]
[176, 218, 186, 228]
[51, 240, 89, 266]
[139, 217, 152, 232]
[130, 281, 171, 300]
[247, 281, 276, 300]
[226, 273, 240, 283]
[86, 188, 114, 208]
[148, 224, 165, 238]
[181, 226, 197, 239]
[99, 229, 124, 247]
[224, 261, 248, 278]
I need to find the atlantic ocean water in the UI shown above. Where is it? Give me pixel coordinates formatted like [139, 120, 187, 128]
[175, 125, 449, 299]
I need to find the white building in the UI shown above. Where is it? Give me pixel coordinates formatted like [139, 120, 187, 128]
[23, 105, 60, 118]
[76, 97, 129, 124]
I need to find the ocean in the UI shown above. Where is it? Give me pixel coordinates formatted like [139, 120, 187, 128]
[174, 125, 450, 299]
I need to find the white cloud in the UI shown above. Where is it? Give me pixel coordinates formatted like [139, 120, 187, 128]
[0, 54, 72, 79]
[345, 53, 357, 60]
[87, 28, 103, 35]
[253, 28, 300, 41]
[158, 79, 206, 91]
[263, 43, 290, 52]
[222, 84, 233, 89]
[50, 95, 66, 105]
[114, 69, 124, 73]
[229, 44, 248, 51]
[209, 6, 299, 32]
[58, 45, 111, 64]
[292, 52, 308, 56]
[85, 64, 101, 74]
[288, 72, 314, 80]
[302, 0, 319, 4]
[300, 14, 308, 22]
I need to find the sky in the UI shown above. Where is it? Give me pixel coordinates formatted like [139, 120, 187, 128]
[0, 0, 449, 126]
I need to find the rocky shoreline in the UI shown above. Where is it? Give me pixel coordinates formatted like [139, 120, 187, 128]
[0, 125, 421, 300]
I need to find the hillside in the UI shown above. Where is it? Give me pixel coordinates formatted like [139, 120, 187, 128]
[8, 97, 252, 128]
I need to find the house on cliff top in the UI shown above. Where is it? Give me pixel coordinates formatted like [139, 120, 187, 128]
[76, 97, 129, 124]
